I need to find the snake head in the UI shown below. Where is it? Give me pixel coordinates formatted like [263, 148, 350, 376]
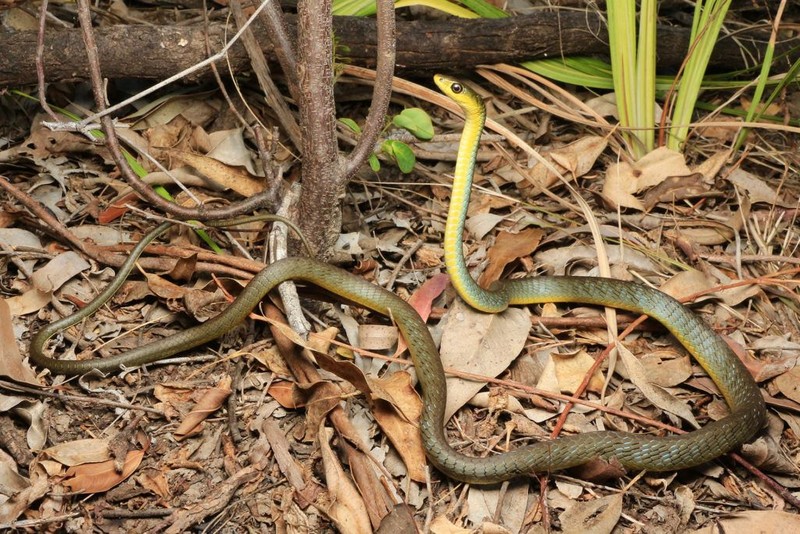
[434, 74, 486, 117]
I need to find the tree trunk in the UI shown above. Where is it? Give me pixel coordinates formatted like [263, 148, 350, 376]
[295, 0, 346, 258]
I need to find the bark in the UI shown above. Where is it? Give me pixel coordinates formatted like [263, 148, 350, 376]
[295, 0, 343, 258]
[1, 13, 793, 86]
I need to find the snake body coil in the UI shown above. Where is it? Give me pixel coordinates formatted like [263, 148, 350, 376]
[29, 77, 766, 484]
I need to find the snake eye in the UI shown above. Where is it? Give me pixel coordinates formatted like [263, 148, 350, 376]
[451, 83, 463, 94]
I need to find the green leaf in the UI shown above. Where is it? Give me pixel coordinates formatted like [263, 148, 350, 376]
[395, 0, 479, 18]
[368, 154, 381, 172]
[339, 117, 362, 133]
[382, 140, 416, 173]
[333, 0, 376, 16]
[392, 108, 434, 140]
[458, 0, 507, 18]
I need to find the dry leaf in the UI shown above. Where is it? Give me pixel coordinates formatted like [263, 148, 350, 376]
[6, 249, 90, 316]
[4, 288, 50, 317]
[30, 251, 90, 293]
[641, 173, 709, 211]
[358, 324, 398, 351]
[174, 375, 233, 440]
[315, 352, 427, 482]
[250, 344, 293, 376]
[267, 381, 304, 409]
[144, 271, 191, 300]
[664, 223, 736, 246]
[708, 511, 800, 533]
[775, 367, 800, 404]
[535, 244, 656, 276]
[137, 468, 172, 500]
[396, 273, 449, 355]
[0, 461, 49, 524]
[0, 228, 42, 273]
[695, 118, 742, 141]
[0, 462, 30, 495]
[660, 270, 715, 301]
[42, 438, 111, 466]
[440, 300, 530, 421]
[19, 401, 48, 454]
[429, 515, 471, 534]
[0, 300, 39, 384]
[318, 427, 372, 534]
[465, 212, 505, 241]
[524, 136, 607, 193]
[62, 450, 144, 493]
[478, 228, 543, 287]
[168, 149, 265, 197]
[602, 147, 690, 210]
[558, 493, 623, 534]
[640, 351, 693, 388]
[554, 479, 584, 499]
[726, 167, 792, 206]
[584, 93, 620, 118]
[466, 484, 529, 532]
[407, 273, 449, 322]
[371, 372, 427, 481]
[376, 503, 420, 533]
[206, 127, 261, 175]
[549, 350, 605, 395]
[414, 244, 444, 267]
[617, 344, 699, 428]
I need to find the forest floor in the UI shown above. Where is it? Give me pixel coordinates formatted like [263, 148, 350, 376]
[1, 2, 799, 533]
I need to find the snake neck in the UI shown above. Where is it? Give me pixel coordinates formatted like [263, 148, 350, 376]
[443, 93, 508, 313]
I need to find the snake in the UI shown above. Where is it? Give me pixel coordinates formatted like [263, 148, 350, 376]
[29, 76, 766, 484]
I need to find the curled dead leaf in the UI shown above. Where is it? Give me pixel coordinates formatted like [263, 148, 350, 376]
[61, 449, 144, 494]
[317, 426, 372, 534]
[174, 375, 232, 440]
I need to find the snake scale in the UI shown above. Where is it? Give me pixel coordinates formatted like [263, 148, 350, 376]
[29, 76, 765, 484]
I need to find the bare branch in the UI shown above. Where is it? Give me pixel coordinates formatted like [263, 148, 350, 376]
[259, 0, 300, 103]
[231, 0, 303, 149]
[342, 0, 396, 180]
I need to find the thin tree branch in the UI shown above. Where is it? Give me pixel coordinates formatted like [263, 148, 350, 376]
[62, 0, 276, 130]
[231, 0, 303, 149]
[35, 0, 59, 123]
[342, 0, 396, 180]
[259, 0, 300, 103]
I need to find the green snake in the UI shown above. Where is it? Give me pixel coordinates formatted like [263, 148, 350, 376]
[29, 76, 765, 484]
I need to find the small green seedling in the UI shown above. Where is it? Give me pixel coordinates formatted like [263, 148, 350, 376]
[340, 107, 434, 173]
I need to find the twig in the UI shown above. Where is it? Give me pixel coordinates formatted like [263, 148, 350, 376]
[101, 508, 174, 519]
[384, 239, 423, 291]
[342, 0, 396, 180]
[35, 0, 60, 123]
[259, 0, 300, 102]
[230, 0, 303, 149]
[0, 380, 165, 416]
[0, 513, 81, 530]
[0, 175, 91, 255]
